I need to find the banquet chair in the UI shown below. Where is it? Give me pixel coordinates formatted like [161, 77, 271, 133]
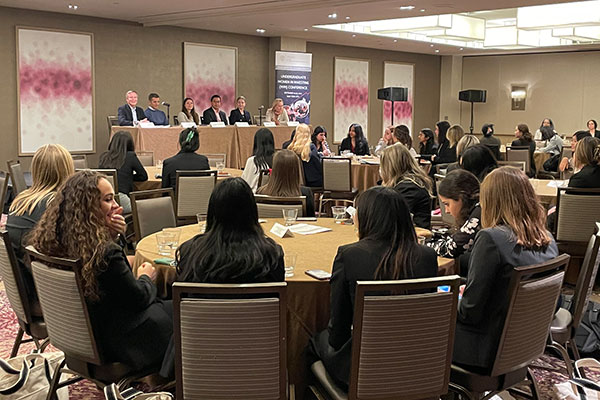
[136, 151, 154, 167]
[107, 115, 119, 135]
[130, 188, 176, 242]
[505, 147, 531, 176]
[257, 169, 270, 188]
[0, 171, 9, 214]
[0, 231, 48, 357]
[71, 154, 88, 169]
[205, 153, 227, 168]
[435, 163, 450, 176]
[172, 282, 292, 400]
[175, 170, 217, 224]
[318, 157, 357, 216]
[449, 254, 569, 400]
[497, 161, 527, 173]
[7, 159, 27, 195]
[483, 143, 501, 161]
[548, 223, 600, 377]
[25, 246, 149, 399]
[310, 275, 461, 400]
[255, 194, 306, 219]
[554, 188, 600, 247]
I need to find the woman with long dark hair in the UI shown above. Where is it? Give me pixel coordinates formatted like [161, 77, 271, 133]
[311, 126, 332, 156]
[257, 149, 315, 216]
[29, 170, 172, 372]
[431, 120, 459, 164]
[310, 186, 438, 390]
[587, 119, 600, 138]
[241, 128, 275, 192]
[418, 128, 437, 156]
[339, 123, 370, 156]
[178, 97, 200, 125]
[511, 123, 536, 177]
[99, 130, 147, 213]
[460, 144, 498, 182]
[161, 128, 210, 190]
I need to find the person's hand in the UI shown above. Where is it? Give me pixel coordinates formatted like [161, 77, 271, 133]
[140, 118, 148, 123]
[431, 154, 437, 161]
[137, 262, 157, 280]
[107, 206, 126, 236]
[559, 157, 569, 172]
[274, 119, 280, 126]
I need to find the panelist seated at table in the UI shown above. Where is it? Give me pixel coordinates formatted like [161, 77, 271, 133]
[118, 90, 148, 126]
[29, 170, 173, 373]
[380, 143, 433, 230]
[160, 177, 284, 377]
[453, 167, 558, 373]
[257, 149, 316, 217]
[308, 186, 438, 391]
[202, 94, 228, 125]
[265, 98, 289, 126]
[229, 95, 252, 125]
[339, 123, 370, 156]
[288, 123, 323, 187]
[161, 128, 210, 190]
[241, 128, 274, 192]
[178, 97, 200, 125]
[144, 92, 169, 126]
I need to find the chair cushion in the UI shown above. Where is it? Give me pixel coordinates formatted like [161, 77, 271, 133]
[450, 364, 528, 393]
[311, 361, 347, 400]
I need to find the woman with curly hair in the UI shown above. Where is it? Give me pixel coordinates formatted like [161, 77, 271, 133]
[28, 170, 172, 372]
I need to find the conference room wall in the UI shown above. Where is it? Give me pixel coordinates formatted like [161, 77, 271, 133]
[0, 6, 270, 169]
[460, 51, 600, 142]
[307, 42, 441, 148]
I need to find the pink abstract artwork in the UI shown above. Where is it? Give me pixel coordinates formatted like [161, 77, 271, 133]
[18, 28, 93, 154]
[383, 62, 414, 135]
[333, 58, 369, 143]
[184, 43, 236, 117]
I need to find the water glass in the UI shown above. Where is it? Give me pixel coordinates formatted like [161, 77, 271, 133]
[156, 231, 176, 256]
[196, 213, 207, 234]
[284, 253, 297, 278]
[417, 235, 426, 245]
[216, 161, 225, 173]
[162, 228, 181, 250]
[155, 159, 163, 168]
[282, 209, 298, 226]
[332, 206, 346, 223]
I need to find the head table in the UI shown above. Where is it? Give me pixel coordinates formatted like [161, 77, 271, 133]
[133, 218, 452, 395]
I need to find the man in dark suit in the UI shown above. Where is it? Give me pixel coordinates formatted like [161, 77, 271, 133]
[118, 90, 148, 126]
[202, 94, 228, 125]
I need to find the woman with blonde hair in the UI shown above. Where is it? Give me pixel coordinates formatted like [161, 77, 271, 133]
[265, 98, 289, 126]
[289, 123, 323, 187]
[29, 170, 172, 371]
[7, 144, 75, 299]
[569, 136, 600, 188]
[453, 166, 558, 372]
[380, 143, 433, 229]
[257, 149, 315, 216]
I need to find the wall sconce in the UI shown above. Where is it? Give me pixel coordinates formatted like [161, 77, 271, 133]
[511, 85, 527, 110]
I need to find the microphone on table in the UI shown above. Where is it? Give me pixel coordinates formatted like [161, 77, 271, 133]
[162, 102, 171, 123]
[258, 105, 265, 126]
[161, 102, 171, 107]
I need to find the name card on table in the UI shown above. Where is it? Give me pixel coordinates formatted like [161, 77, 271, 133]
[270, 222, 294, 238]
[138, 122, 155, 128]
[210, 122, 226, 128]
[285, 121, 299, 127]
[235, 122, 250, 127]
[263, 121, 276, 127]
[181, 122, 196, 129]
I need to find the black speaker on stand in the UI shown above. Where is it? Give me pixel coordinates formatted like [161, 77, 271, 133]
[378, 87, 408, 125]
[459, 89, 487, 134]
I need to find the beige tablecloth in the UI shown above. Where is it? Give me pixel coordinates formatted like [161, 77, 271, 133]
[133, 219, 450, 393]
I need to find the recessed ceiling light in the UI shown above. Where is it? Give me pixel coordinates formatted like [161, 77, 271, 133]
[435, 49, 440, 53]
[393, 39, 398, 42]
[328, 13, 337, 19]
[304, 28, 309, 31]
[352, 34, 357, 37]
[460, 47, 464, 50]
[68, 4, 78, 9]
[345, 16, 351, 20]
[420, 9, 426, 12]
[430, 44, 434, 47]
[256, 28, 266, 33]
[399, 5, 415, 10]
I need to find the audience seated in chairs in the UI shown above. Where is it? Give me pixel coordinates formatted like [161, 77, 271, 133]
[418, 128, 437, 158]
[433, 123, 465, 166]
[447, 134, 480, 174]
[308, 186, 438, 391]
[479, 123, 502, 158]
[453, 166, 559, 372]
[99, 130, 148, 214]
[559, 130, 591, 174]
[380, 143, 433, 229]
[568, 136, 600, 188]
[6, 144, 74, 302]
[257, 149, 315, 217]
[161, 177, 284, 377]
[288, 123, 323, 188]
[241, 128, 274, 193]
[28, 170, 172, 372]
[161, 128, 209, 191]
[460, 144, 498, 182]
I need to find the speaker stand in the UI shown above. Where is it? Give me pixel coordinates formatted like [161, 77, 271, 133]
[391, 100, 395, 125]
[469, 101, 474, 134]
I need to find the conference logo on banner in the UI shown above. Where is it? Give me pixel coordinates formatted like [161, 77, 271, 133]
[275, 51, 312, 124]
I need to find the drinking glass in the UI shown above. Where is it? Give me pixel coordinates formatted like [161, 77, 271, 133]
[282, 209, 298, 226]
[284, 253, 297, 278]
[156, 232, 176, 256]
[196, 213, 207, 234]
[417, 235, 426, 245]
[216, 162, 225, 174]
[162, 228, 181, 250]
[332, 206, 346, 223]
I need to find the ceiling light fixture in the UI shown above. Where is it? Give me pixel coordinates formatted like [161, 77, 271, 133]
[68, 4, 78, 9]
[420, 9, 426, 12]
[328, 13, 337, 19]
[304, 28, 309, 31]
[435, 49, 440, 52]
[399, 6, 415, 10]
[352, 34, 357, 37]
[393, 39, 398, 42]
[256, 28, 266, 33]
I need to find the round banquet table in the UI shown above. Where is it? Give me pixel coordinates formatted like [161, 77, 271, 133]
[133, 218, 452, 395]
[133, 166, 243, 191]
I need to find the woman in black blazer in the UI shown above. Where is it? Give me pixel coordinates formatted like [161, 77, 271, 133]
[432, 121, 462, 164]
[309, 186, 438, 390]
[29, 170, 172, 372]
[511, 123, 536, 177]
[569, 136, 600, 188]
[228, 95, 252, 125]
[161, 128, 210, 190]
[339, 123, 370, 156]
[418, 128, 437, 157]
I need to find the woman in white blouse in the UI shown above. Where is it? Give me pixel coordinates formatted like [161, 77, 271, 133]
[265, 98, 289, 126]
[241, 128, 275, 192]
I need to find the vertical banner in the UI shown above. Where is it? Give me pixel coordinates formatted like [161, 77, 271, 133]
[383, 62, 414, 132]
[275, 51, 312, 123]
[184, 43, 237, 115]
[17, 27, 94, 154]
[333, 57, 369, 144]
